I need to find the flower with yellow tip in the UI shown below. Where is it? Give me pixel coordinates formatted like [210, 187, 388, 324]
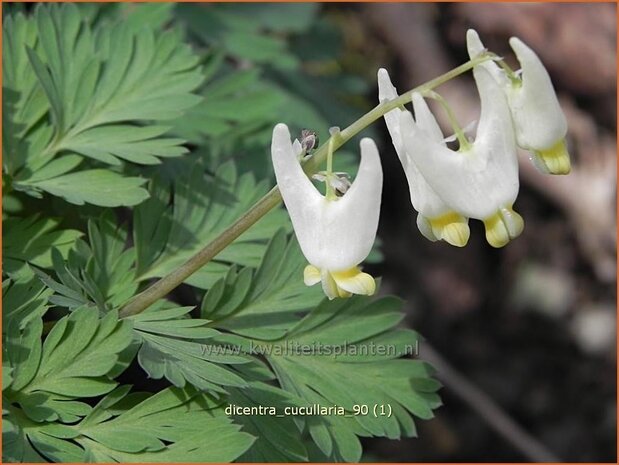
[400, 67, 524, 248]
[467, 29, 570, 175]
[377, 68, 470, 247]
[271, 123, 382, 299]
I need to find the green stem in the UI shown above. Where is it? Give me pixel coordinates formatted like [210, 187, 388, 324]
[425, 90, 471, 151]
[495, 58, 521, 86]
[119, 53, 493, 318]
[324, 131, 337, 200]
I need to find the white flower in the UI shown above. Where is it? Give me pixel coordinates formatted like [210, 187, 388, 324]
[377, 68, 470, 247]
[467, 29, 570, 175]
[400, 67, 524, 248]
[271, 123, 382, 299]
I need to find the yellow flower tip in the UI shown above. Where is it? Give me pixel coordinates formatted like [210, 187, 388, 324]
[484, 217, 510, 248]
[483, 206, 524, 248]
[305, 265, 376, 299]
[319, 269, 340, 300]
[303, 265, 322, 286]
[440, 222, 470, 248]
[331, 267, 376, 297]
[533, 139, 571, 175]
[429, 212, 470, 247]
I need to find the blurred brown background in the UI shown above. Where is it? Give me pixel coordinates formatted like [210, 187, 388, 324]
[332, 2, 617, 462]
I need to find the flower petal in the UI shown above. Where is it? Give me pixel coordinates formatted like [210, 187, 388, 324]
[303, 265, 322, 286]
[530, 139, 571, 175]
[272, 123, 322, 209]
[320, 269, 340, 300]
[402, 68, 519, 220]
[320, 138, 382, 271]
[292, 139, 303, 158]
[508, 37, 568, 152]
[378, 68, 407, 167]
[416, 214, 438, 242]
[331, 267, 376, 296]
[483, 205, 524, 248]
[466, 29, 510, 87]
[273, 124, 382, 272]
[427, 212, 470, 247]
[272, 124, 327, 267]
[378, 71, 454, 222]
[411, 92, 445, 143]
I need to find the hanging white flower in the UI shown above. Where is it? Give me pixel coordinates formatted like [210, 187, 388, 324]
[400, 67, 524, 248]
[467, 29, 570, 175]
[378, 68, 470, 247]
[271, 123, 382, 299]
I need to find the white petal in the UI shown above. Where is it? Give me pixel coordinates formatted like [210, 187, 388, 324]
[508, 37, 567, 151]
[292, 139, 303, 157]
[400, 112, 470, 211]
[317, 138, 382, 271]
[377, 72, 452, 219]
[397, 109, 458, 218]
[466, 29, 510, 87]
[473, 66, 517, 173]
[271, 123, 326, 264]
[416, 214, 438, 242]
[402, 68, 519, 219]
[377, 68, 407, 165]
[272, 124, 382, 272]
[411, 92, 444, 143]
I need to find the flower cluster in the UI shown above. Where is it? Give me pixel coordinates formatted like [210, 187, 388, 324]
[271, 30, 569, 299]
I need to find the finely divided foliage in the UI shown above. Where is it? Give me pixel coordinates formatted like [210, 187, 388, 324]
[3, 4, 441, 463]
[4, 3, 202, 206]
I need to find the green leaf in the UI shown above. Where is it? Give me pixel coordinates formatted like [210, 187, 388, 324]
[20, 169, 149, 207]
[84, 215, 140, 309]
[116, 3, 176, 32]
[3, 316, 43, 394]
[6, 308, 133, 422]
[73, 386, 254, 462]
[224, 31, 297, 68]
[3, 215, 81, 278]
[203, 230, 323, 340]
[220, 3, 320, 33]
[2, 12, 50, 177]
[228, 382, 309, 462]
[6, 3, 202, 206]
[264, 296, 442, 462]
[129, 304, 251, 393]
[61, 125, 189, 166]
[134, 160, 290, 289]
[3, 410, 67, 463]
[2, 276, 53, 331]
[28, 3, 202, 139]
[3, 366, 14, 391]
[131, 305, 218, 340]
[30, 214, 137, 313]
[5, 387, 254, 463]
[34, 265, 101, 312]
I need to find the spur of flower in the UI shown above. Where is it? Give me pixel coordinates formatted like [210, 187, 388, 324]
[400, 67, 524, 248]
[467, 29, 570, 175]
[271, 123, 382, 299]
[378, 68, 470, 247]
